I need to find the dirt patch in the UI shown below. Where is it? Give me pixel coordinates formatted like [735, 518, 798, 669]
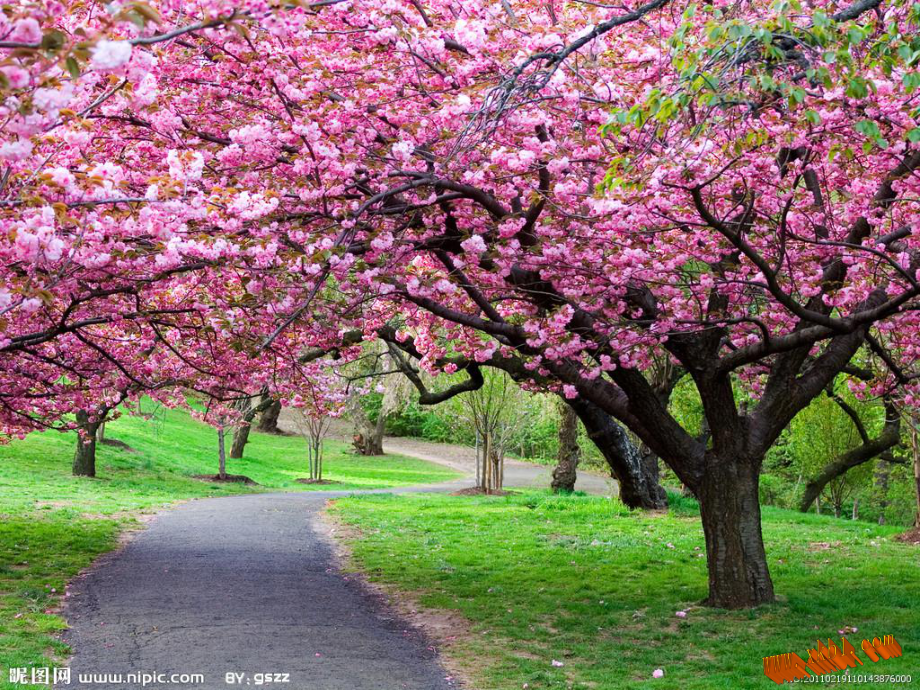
[295, 478, 341, 485]
[808, 541, 842, 551]
[191, 474, 258, 485]
[34, 500, 74, 510]
[320, 504, 477, 688]
[115, 511, 162, 547]
[100, 438, 136, 452]
[894, 526, 920, 545]
[450, 487, 515, 497]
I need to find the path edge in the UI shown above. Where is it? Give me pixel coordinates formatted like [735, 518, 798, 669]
[319, 500, 480, 690]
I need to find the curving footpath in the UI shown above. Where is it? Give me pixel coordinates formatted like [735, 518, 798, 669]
[59, 431, 616, 690]
[59, 485, 466, 690]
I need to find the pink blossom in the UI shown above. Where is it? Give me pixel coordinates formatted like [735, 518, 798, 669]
[91, 40, 133, 71]
[461, 235, 487, 254]
[10, 18, 42, 44]
[1, 66, 30, 89]
[167, 150, 205, 182]
[652, 669, 664, 679]
[0, 139, 33, 161]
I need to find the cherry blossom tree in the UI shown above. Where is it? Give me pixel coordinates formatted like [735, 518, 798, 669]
[0, 1, 355, 439]
[4, 0, 920, 609]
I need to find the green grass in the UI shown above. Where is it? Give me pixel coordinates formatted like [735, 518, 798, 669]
[330, 491, 919, 690]
[0, 405, 460, 688]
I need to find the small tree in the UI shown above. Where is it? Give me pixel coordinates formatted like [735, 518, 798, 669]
[293, 410, 332, 482]
[443, 370, 534, 493]
[290, 373, 347, 482]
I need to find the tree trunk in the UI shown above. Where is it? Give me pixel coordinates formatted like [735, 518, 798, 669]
[257, 398, 282, 433]
[475, 432, 481, 488]
[915, 453, 920, 529]
[355, 432, 384, 456]
[352, 403, 385, 456]
[95, 421, 106, 443]
[568, 397, 667, 509]
[909, 413, 920, 529]
[696, 460, 775, 608]
[217, 426, 227, 479]
[552, 402, 580, 493]
[230, 423, 251, 459]
[229, 398, 253, 459]
[876, 460, 890, 525]
[479, 432, 492, 492]
[73, 410, 100, 477]
[492, 448, 502, 491]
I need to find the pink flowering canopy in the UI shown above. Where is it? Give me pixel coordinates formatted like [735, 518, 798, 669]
[1, 0, 919, 444]
[4, 0, 920, 609]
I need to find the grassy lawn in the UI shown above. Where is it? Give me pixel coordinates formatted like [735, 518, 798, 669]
[0, 405, 459, 688]
[330, 491, 918, 690]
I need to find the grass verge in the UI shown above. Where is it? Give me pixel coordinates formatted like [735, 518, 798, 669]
[329, 491, 918, 690]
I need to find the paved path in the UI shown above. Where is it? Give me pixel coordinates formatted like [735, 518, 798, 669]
[60, 488, 463, 690]
[277, 413, 618, 497]
[61, 426, 617, 690]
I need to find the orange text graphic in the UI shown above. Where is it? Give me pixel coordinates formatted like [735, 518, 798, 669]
[763, 635, 902, 685]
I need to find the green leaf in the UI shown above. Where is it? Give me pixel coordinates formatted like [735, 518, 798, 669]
[65, 56, 81, 80]
[41, 30, 66, 53]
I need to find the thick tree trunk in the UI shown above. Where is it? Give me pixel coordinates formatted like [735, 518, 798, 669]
[257, 398, 282, 433]
[354, 432, 384, 456]
[230, 424, 251, 459]
[697, 460, 775, 608]
[229, 398, 253, 459]
[352, 403, 385, 456]
[568, 398, 667, 509]
[73, 410, 100, 477]
[552, 402, 580, 493]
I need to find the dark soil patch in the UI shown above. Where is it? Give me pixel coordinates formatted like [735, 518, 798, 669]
[295, 478, 341, 485]
[894, 526, 920, 545]
[100, 438, 136, 452]
[192, 474, 258, 485]
[450, 487, 515, 497]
